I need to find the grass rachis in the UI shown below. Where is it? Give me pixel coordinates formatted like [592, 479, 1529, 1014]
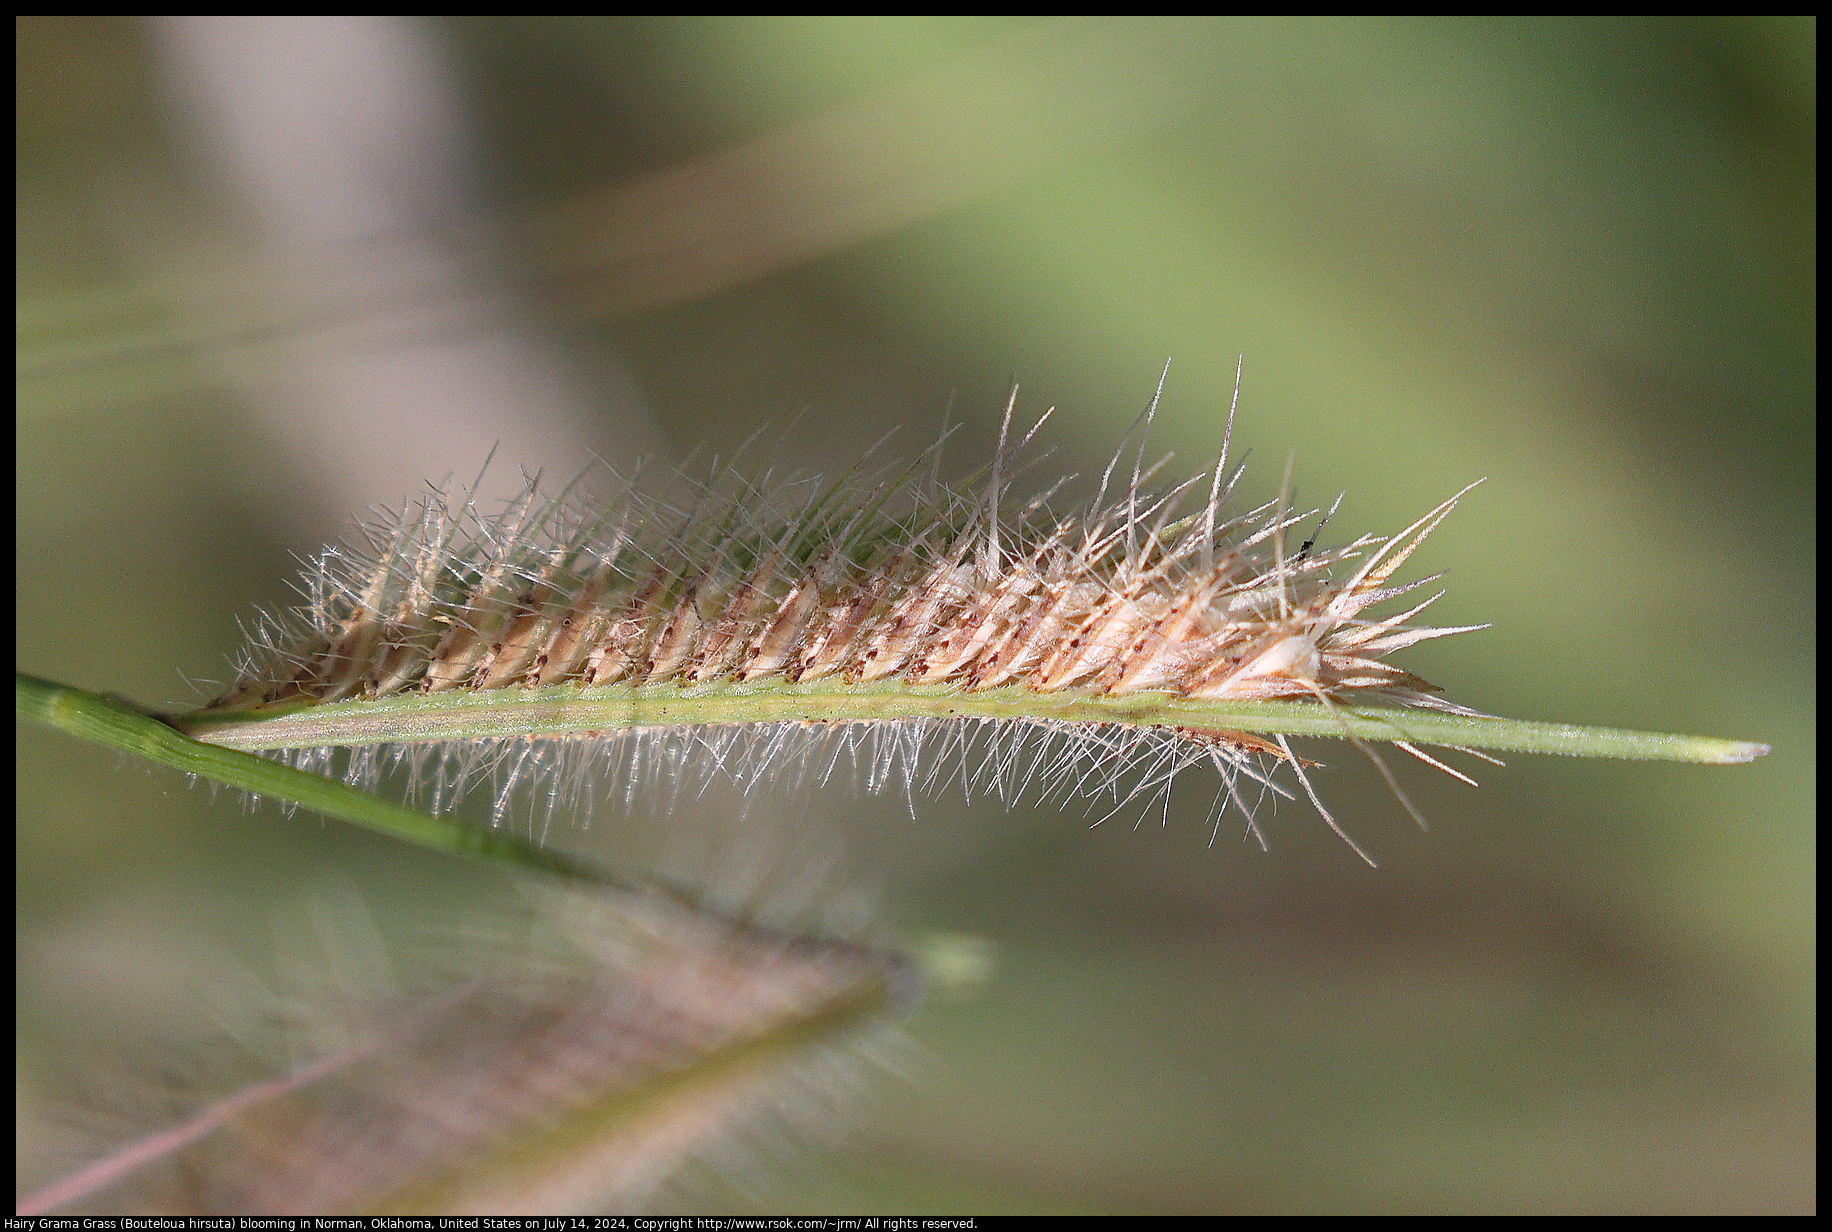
[169, 369, 1618, 867]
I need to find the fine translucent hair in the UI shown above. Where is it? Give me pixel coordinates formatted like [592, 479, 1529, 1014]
[199, 378, 1490, 864]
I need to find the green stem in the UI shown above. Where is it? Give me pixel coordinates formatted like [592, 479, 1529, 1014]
[167, 678, 1769, 766]
[16, 672, 628, 884]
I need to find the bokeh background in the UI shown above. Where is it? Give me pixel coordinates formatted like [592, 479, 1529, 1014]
[18, 17, 1814, 1214]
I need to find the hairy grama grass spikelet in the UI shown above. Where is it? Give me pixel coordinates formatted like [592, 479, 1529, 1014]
[174, 375, 1508, 865]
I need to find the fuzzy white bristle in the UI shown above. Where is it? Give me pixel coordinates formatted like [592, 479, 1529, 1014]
[189, 389, 1488, 862]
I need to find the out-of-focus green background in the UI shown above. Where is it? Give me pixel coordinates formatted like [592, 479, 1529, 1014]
[18, 17, 1813, 1214]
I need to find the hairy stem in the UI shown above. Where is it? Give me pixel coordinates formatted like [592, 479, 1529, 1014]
[16, 672, 628, 883]
[167, 677, 1769, 766]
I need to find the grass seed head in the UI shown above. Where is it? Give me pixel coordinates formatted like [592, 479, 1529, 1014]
[203, 382, 1489, 862]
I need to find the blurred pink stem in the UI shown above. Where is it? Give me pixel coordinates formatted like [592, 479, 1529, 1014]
[16, 979, 484, 1216]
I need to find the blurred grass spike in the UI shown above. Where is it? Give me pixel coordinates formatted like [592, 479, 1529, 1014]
[16, 881, 916, 1216]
